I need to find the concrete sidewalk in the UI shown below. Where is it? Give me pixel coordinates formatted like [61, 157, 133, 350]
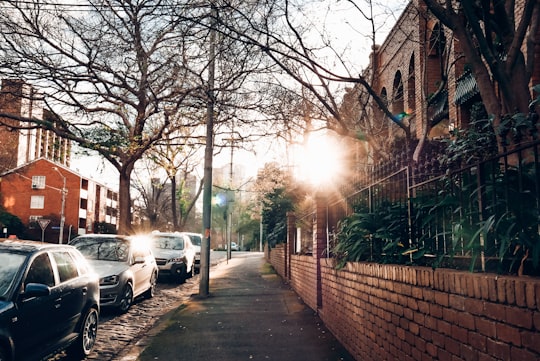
[135, 253, 354, 361]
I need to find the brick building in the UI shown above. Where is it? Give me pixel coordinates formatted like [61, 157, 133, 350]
[0, 79, 71, 173]
[0, 158, 118, 242]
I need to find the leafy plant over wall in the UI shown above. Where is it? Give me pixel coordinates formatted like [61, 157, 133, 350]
[439, 102, 498, 168]
[332, 202, 413, 269]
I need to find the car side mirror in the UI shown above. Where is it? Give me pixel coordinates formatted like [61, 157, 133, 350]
[22, 283, 50, 299]
[133, 256, 145, 264]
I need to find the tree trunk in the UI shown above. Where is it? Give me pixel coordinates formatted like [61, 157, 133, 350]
[117, 167, 133, 235]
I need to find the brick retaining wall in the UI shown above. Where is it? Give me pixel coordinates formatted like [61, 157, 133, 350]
[270, 251, 540, 360]
[290, 255, 318, 311]
[269, 245, 285, 277]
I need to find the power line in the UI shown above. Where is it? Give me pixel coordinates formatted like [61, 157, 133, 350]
[0, 1, 205, 13]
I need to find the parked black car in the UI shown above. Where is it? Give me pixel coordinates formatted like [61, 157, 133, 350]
[0, 240, 100, 361]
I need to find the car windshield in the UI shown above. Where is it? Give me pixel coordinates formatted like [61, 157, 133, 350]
[0, 252, 26, 299]
[72, 238, 129, 262]
[152, 236, 184, 250]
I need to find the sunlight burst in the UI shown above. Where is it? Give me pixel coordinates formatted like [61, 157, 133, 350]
[296, 134, 344, 187]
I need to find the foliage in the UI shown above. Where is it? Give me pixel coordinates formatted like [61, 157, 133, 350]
[479, 163, 539, 275]
[414, 159, 539, 275]
[439, 103, 498, 168]
[0, 210, 26, 238]
[236, 218, 261, 251]
[332, 202, 412, 269]
[253, 163, 302, 247]
[262, 187, 294, 247]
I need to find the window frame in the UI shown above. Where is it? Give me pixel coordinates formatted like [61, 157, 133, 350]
[30, 195, 45, 209]
[31, 175, 46, 189]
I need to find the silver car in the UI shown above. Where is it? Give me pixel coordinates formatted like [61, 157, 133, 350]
[69, 234, 158, 313]
[148, 232, 196, 283]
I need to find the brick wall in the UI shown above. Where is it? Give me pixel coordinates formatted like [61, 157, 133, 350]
[290, 255, 318, 311]
[269, 244, 285, 278]
[270, 254, 540, 360]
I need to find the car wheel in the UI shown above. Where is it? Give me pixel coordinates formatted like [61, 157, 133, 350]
[118, 283, 134, 313]
[68, 307, 99, 358]
[174, 264, 187, 284]
[144, 272, 157, 299]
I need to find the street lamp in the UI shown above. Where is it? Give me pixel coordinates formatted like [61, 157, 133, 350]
[53, 167, 67, 244]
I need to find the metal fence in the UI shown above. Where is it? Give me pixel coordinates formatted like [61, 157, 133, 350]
[321, 140, 540, 274]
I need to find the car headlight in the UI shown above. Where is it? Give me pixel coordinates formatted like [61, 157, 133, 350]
[101, 275, 119, 285]
[169, 257, 185, 263]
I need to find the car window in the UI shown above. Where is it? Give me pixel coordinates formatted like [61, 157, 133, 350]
[0, 253, 26, 298]
[189, 234, 202, 246]
[70, 249, 91, 275]
[153, 236, 184, 250]
[52, 251, 79, 283]
[25, 253, 55, 287]
[73, 237, 129, 262]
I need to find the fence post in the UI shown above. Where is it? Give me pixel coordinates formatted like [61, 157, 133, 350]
[314, 193, 328, 310]
[286, 211, 296, 280]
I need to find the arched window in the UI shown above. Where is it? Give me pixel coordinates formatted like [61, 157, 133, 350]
[407, 55, 417, 135]
[428, 21, 446, 57]
[407, 55, 416, 113]
[392, 71, 404, 115]
[381, 88, 388, 106]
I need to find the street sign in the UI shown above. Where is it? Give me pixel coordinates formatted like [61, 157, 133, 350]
[38, 219, 50, 231]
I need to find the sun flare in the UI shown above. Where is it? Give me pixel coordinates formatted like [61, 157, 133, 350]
[295, 134, 344, 187]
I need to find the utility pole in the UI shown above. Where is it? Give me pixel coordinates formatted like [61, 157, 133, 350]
[225, 136, 235, 261]
[199, 4, 216, 297]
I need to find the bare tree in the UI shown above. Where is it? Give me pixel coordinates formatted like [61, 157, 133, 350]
[132, 169, 171, 232]
[0, 0, 206, 233]
[147, 129, 204, 230]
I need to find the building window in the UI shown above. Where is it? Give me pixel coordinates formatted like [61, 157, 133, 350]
[30, 195, 45, 209]
[31, 175, 46, 189]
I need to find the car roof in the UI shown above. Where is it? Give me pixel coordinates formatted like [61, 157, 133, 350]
[72, 234, 129, 240]
[0, 239, 74, 254]
[150, 231, 186, 238]
[69, 234, 132, 245]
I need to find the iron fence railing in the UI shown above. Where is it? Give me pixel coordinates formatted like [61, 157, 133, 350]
[325, 140, 540, 274]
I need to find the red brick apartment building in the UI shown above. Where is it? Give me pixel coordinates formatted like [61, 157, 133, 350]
[0, 158, 118, 242]
[0, 79, 118, 242]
